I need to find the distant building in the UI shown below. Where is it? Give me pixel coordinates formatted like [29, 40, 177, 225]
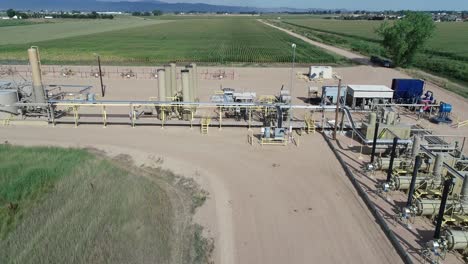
[44, 16, 53, 19]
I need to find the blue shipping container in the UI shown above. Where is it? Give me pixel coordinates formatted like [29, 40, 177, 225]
[391, 79, 425, 104]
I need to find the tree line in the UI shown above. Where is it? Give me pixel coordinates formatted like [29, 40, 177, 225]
[131, 10, 163, 16]
[5, 9, 114, 19]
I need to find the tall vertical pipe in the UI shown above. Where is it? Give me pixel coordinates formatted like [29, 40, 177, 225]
[333, 78, 342, 140]
[433, 153, 444, 180]
[96, 55, 105, 97]
[411, 136, 421, 158]
[181, 70, 190, 103]
[370, 121, 380, 164]
[277, 106, 283, 128]
[27, 47, 46, 104]
[158, 69, 166, 101]
[190, 63, 198, 101]
[434, 179, 453, 239]
[386, 137, 399, 182]
[406, 155, 422, 208]
[170, 63, 177, 95]
[461, 174, 468, 205]
[164, 65, 172, 98]
[185, 65, 194, 102]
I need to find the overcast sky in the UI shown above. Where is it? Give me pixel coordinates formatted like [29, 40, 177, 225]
[114, 0, 467, 10]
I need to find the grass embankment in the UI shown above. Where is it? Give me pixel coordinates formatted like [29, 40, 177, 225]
[0, 18, 348, 66]
[0, 144, 212, 264]
[268, 19, 468, 98]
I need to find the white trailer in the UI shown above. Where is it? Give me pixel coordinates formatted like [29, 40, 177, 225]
[346, 85, 394, 109]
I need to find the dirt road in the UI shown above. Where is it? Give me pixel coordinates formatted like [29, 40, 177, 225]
[0, 125, 403, 264]
[259, 20, 370, 64]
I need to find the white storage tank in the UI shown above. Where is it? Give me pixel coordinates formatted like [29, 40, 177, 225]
[0, 90, 19, 114]
[309, 66, 333, 79]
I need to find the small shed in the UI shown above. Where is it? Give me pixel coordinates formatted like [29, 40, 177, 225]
[346, 85, 394, 109]
[309, 66, 333, 79]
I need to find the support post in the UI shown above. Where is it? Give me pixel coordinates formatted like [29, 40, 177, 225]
[102, 105, 107, 127]
[386, 137, 399, 182]
[333, 78, 342, 140]
[434, 179, 453, 239]
[97, 55, 105, 97]
[406, 155, 422, 208]
[219, 106, 222, 130]
[370, 121, 380, 164]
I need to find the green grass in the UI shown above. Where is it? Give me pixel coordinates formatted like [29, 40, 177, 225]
[0, 16, 168, 45]
[270, 18, 468, 97]
[0, 18, 347, 65]
[281, 19, 468, 57]
[0, 145, 212, 264]
[0, 20, 41, 28]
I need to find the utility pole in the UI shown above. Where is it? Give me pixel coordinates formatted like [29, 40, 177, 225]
[333, 77, 342, 140]
[95, 54, 105, 97]
[288, 43, 296, 131]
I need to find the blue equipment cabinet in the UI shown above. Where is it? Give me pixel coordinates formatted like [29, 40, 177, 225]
[391, 79, 425, 104]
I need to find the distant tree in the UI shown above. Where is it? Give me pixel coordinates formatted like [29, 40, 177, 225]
[6, 9, 16, 18]
[132, 11, 142, 16]
[152, 10, 163, 16]
[143, 12, 151, 16]
[376, 11, 435, 66]
[17, 12, 29, 19]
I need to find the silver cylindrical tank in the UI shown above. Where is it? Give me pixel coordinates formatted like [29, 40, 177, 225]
[170, 63, 177, 95]
[444, 229, 468, 251]
[158, 69, 166, 101]
[163, 65, 172, 98]
[190, 63, 198, 101]
[433, 153, 444, 179]
[181, 70, 190, 103]
[185, 65, 194, 102]
[0, 90, 19, 114]
[393, 175, 427, 190]
[414, 199, 468, 216]
[392, 175, 442, 191]
[27, 47, 46, 104]
[411, 136, 421, 158]
[369, 112, 377, 126]
[377, 157, 410, 170]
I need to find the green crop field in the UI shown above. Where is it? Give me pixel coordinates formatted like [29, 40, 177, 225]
[270, 18, 468, 95]
[0, 16, 167, 45]
[0, 20, 42, 28]
[280, 19, 468, 57]
[0, 18, 346, 65]
[0, 144, 212, 264]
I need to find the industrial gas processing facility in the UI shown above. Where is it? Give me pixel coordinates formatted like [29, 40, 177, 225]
[1, 47, 468, 264]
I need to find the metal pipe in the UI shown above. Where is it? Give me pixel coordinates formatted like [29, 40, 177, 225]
[433, 153, 444, 180]
[333, 78, 342, 140]
[370, 121, 380, 164]
[28, 47, 46, 104]
[411, 136, 421, 158]
[181, 70, 190, 103]
[386, 137, 399, 182]
[97, 55, 105, 97]
[277, 106, 283, 128]
[461, 173, 468, 205]
[406, 155, 422, 208]
[434, 179, 453, 239]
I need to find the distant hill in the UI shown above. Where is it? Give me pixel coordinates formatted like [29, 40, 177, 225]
[0, 0, 312, 13]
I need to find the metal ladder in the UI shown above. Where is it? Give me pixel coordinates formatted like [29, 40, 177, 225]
[304, 114, 315, 134]
[201, 117, 211, 134]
